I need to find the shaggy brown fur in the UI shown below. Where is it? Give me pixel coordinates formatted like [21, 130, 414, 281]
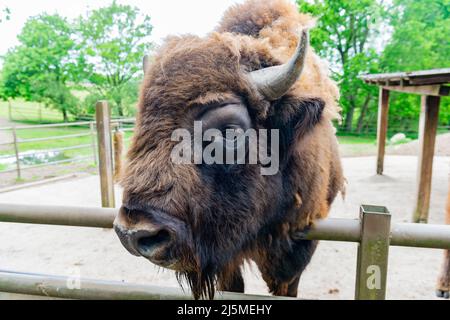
[437, 188, 450, 298]
[118, 0, 344, 299]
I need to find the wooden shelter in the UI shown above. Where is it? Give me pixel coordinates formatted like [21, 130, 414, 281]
[361, 68, 450, 223]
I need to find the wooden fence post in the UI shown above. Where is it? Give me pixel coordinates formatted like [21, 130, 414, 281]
[90, 122, 98, 165]
[11, 126, 21, 180]
[355, 205, 391, 300]
[113, 128, 124, 182]
[413, 95, 440, 223]
[376, 88, 390, 175]
[95, 101, 115, 208]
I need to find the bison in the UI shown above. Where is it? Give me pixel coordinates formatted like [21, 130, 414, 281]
[114, 0, 344, 299]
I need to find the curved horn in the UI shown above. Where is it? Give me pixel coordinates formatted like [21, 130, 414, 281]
[249, 30, 309, 100]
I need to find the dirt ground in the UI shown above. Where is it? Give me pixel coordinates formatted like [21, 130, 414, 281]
[0, 162, 98, 189]
[389, 133, 450, 157]
[0, 155, 449, 300]
[339, 133, 450, 158]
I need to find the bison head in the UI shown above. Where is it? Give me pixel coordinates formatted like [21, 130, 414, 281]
[114, 27, 335, 298]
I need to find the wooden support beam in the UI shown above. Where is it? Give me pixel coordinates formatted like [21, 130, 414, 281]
[96, 101, 115, 208]
[376, 88, 390, 175]
[382, 85, 449, 97]
[413, 96, 440, 223]
[113, 129, 124, 182]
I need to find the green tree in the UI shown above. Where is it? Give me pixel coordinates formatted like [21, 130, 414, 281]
[297, 0, 387, 132]
[0, 7, 10, 23]
[381, 0, 450, 129]
[78, 1, 152, 116]
[0, 8, 11, 101]
[382, 0, 449, 71]
[81, 80, 139, 117]
[0, 14, 85, 121]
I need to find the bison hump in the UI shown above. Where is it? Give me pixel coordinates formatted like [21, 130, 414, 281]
[217, 0, 313, 39]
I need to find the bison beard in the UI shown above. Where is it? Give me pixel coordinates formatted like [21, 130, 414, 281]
[116, 0, 345, 300]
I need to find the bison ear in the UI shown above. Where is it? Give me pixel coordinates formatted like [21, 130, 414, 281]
[267, 97, 325, 154]
[291, 97, 325, 137]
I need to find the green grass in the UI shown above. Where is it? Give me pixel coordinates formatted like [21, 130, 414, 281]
[336, 135, 377, 157]
[0, 126, 92, 156]
[337, 135, 376, 145]
[0, 99, 65, 124]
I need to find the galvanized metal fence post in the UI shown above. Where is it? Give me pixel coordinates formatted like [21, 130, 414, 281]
[95, 101, 115, 208]
[355, 205, 391, 300]
[11, 126, 21, 180]
[90, 122, 98, 165]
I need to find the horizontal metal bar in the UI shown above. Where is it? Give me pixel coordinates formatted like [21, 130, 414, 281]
[294, 218, 361, 242]
[0, 203, 115, 228]
[0, 119, 135, 131]
[390, 223, 450, 249]
[9, 108, 58, 114]
[0, 270, 285, 300]
[300, 221, 450, 249]
[19, 133, 92, 143]
[10, 111, 62, 116]
[0, 204, 449, 249]
[0, 121, 94, 131]
[111, 118, 136, 123]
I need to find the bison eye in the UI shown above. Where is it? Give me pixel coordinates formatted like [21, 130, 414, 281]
[198, 102, 251, 167]
[199, 103, 251, 133]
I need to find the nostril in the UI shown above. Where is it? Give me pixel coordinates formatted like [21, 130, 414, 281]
[136, 229, 172, 256]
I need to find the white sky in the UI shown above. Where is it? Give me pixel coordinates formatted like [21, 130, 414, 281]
[0, 0, 295, 57]
[0, 0, 391, 74]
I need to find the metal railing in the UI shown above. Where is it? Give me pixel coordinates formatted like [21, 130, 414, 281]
[0, 270, 287, 300]
[0, 202, 449, 300]
[1, 101, 449, 300]
[0, 114, 135, 180]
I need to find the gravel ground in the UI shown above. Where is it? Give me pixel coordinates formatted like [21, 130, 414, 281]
[0, 155, 448, 300]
